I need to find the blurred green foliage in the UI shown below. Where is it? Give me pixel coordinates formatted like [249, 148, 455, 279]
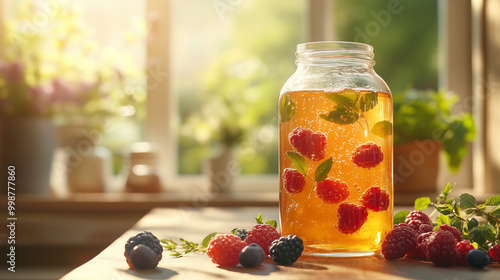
[394, 88, 475, 172]
[334, 0, 438, 93]
[178, 0, 439, 175]
[178, 0, 306, 174]
[0, 1, 146, 122]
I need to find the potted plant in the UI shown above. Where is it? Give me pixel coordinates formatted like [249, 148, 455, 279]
[180, 51, 278, 193]
[181, 90, 251, 194]
[0, 2, 145, 194]
[393, 88, 475, 193]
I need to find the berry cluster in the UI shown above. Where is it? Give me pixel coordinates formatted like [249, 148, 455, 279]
[382, 210, 499, 268]
[206, 224, 303, 267]
[284, 127, 389, 235]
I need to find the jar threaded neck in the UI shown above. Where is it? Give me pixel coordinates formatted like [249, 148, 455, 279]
[295, 41, 375, 65]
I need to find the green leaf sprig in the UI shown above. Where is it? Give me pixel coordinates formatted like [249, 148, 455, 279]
[394, 183, 500, 251]
[160, 234, 215, 258]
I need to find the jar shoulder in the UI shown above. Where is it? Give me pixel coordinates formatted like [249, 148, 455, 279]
[280, 67, 390, 95]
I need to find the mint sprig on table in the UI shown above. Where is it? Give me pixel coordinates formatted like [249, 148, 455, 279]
[161, 213, 277, 257]
[161, 235, 214, 257]
[394, 182, 500, 250]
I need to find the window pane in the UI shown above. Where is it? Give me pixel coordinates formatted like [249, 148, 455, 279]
[1, 0, 147, 175]
[174, 0, 308, 175]
[333, 0, 438, 93]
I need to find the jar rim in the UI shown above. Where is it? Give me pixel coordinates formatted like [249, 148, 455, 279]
[296, 41, 374, 64]
[297, 41, 373, 52]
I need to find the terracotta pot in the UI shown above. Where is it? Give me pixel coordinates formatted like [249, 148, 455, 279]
[394, 140, 441, 193]
[0, 118, 56, 194]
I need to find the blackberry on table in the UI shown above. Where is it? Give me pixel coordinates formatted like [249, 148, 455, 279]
[269, 235, 303, 265]
[235, 229, 249, 241]
[125, 231, 163, 260]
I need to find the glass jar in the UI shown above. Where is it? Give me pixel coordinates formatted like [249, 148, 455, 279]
[125, 142, 162, 193]
[279, 41, 393, 257]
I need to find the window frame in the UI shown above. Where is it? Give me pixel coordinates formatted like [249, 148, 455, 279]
[146, 0, 492, 195]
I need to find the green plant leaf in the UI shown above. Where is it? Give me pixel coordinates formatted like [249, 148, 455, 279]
[314, 157, 333, 182]
[325, 92, 359, 107]
[359, 91, 378, 112]
[485, 195, 500, 206]
[487, 216, 498, 227]
[437, 182, 455, 202]
[393, 210, 409, 224]
[255, 213, 263, 224]
[450, 217, 462, 231]
[470, 225, 496, 245]
[371, 121, 392, 138]
[230, 228, 238, 234]
[467, 218, 479, 231]
[201, 232, 217, 248]
[320, 106, 359, 125]
[435, 213, 450, 227]
[414, 197, 431, 210]
[442, 116, 475, 172]
[459, 193, 476, 209]
[286, 151, 308, 176]
[434, 204, 453, 215]
[265, 219, 278, 228]
[280, 94, 296, 122]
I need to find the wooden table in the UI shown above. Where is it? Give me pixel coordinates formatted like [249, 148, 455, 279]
[62, 207, 500, 280]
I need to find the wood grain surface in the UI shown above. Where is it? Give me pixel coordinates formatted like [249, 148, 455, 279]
[61, 207, 500, 280]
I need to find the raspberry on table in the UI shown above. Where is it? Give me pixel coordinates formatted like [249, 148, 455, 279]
[337, 202, 368, 234]
[316, 178, 349, 204]
[416, 232, 433, 260]
[351, 142, 383, 169]
[488, 244, 500, 262]
[438, 224, 462, 242]
[206, 234, 247, 267]
[456, 240, 475, 266]
[361, 186, 389, 212]
[282, 168, 306, 194]
[425, 231, 459, 266]
[124, 231, 163, 269]
[404, 210, 432, 232]
[416, 224, 433, 235]
[382, 225, 417, 260]
[288, 127, 327, 161]
[269, 235, 304, 265]
[245, 224, 281, 255]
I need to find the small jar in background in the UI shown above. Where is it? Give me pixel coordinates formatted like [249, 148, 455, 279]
[124, 142, 162, 193]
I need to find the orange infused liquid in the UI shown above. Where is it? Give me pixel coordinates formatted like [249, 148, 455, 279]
[279, 89, 393, 256]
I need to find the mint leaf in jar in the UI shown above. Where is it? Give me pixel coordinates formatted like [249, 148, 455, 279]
[314, 157, 333, 182]
[280, 94, 296, 122]
[286, 151, 308, 176]
[359, 91, 378, 112]
[371, 120, 392, 138]
[320, 106, 359, 125]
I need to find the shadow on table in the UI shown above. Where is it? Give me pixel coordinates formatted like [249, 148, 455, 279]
[119, 267, 178, 279]
[219, 258, 328, 276]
